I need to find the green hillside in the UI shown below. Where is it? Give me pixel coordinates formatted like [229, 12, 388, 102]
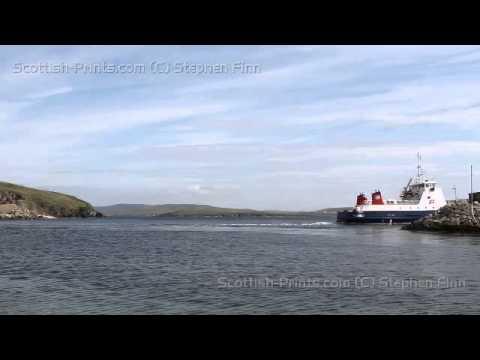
[95, 203, 333, 218]
[0, 182, 101, 218]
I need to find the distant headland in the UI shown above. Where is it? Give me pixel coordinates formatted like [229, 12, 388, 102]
[0, 182, 102, 220]
[95, 204, 350, 218]
[0, 181, 350, 220]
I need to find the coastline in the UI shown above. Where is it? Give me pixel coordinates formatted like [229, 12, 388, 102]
[0, 182, 102, 220]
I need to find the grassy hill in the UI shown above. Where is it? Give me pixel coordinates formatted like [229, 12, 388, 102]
[95, 203, 343, 218]
[317, 207, 351, 214]
[0, 182, 101, 218]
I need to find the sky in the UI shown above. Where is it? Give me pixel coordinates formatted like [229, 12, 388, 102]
[2, 45, 480, 210]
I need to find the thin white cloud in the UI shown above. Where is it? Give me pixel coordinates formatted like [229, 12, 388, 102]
[266, 141, 480, 163]
[26, 86, 73, 99]
[13, 103, 230, 138]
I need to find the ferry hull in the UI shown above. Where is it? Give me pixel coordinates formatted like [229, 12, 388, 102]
[337, 210, 435, 224]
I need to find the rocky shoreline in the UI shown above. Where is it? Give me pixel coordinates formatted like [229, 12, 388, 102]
[0, 204, 100, 220]
[402, 201, 480, 234]
[0, 204, 102, 220]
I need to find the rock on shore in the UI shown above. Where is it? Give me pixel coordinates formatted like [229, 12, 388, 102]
[403, 201, 480, 233]
[0, 204, 35, 220]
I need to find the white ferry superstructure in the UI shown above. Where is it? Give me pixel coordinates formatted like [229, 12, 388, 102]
[337, 156, 447, 223]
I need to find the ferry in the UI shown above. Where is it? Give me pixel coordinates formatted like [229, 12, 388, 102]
[337, 156, 447, 224]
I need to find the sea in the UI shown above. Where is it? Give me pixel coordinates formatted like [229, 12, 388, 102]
[0, 215, 479, 314]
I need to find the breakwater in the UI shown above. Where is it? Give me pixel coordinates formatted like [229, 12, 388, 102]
[403, 201, 480, 233]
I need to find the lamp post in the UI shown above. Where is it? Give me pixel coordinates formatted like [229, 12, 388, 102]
[471, 165, 474, 208]
[470, 165, 478, 225]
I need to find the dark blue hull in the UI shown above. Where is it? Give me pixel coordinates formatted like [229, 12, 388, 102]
[337, 209, 435, 224]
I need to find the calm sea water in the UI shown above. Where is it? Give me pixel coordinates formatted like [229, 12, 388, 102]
[1, 215, 480, 314]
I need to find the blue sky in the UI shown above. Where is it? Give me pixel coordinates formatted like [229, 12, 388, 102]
[2, 45, 480, 210]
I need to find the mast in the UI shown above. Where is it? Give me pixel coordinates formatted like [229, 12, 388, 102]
[417, 152, 421, 177]
[416, 152, 425, 179]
